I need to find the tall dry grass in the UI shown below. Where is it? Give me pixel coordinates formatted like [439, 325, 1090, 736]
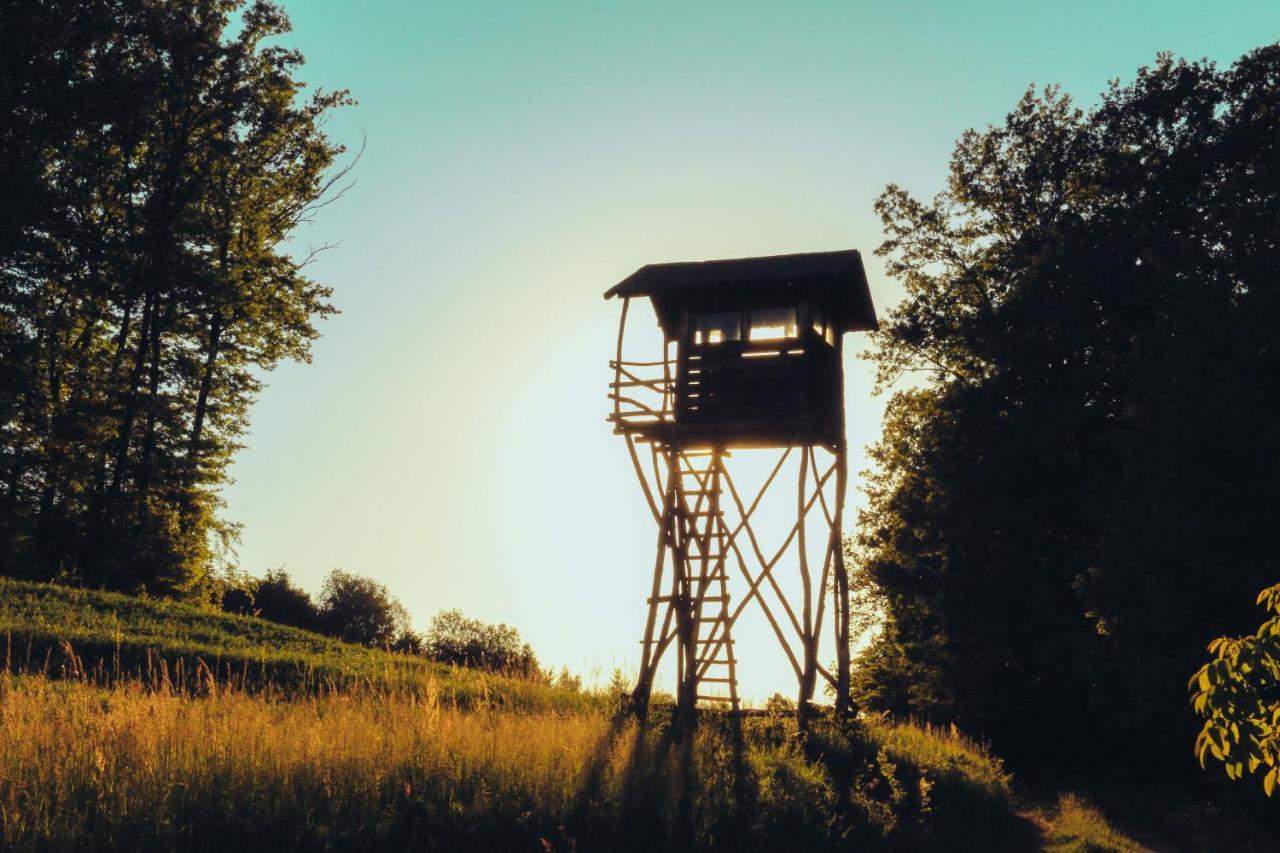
[0, 661, 1040, 852]
[0, 671, 613, 851]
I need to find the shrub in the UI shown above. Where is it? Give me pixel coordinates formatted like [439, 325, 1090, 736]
[221, 569, 321, 632]
[425, 609, 539, 677]
[253, 570, 322, 631]
[317, 569, 411, 647]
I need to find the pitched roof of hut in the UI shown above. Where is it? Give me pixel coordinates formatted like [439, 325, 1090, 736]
[604, 249, 878, 333]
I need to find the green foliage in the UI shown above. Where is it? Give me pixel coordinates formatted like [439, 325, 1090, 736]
[317, 568, 411, 648]
[854, 45, 1280, 779]
[0, 0, 351, 595]
[223, 567, 321, 632]
[425, 608, 541, 677]
[1190, 583, 1280, 796]
[1042, 794, 1148, 853]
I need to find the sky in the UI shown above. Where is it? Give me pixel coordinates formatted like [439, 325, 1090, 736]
[223, 0, 1280, 703]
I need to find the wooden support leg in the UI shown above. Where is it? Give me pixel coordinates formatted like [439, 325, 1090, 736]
[634, 447, 679, 719]
[796, 446, 818, 730]
[833, 444, 852, 718]
[674, 450, 701, 720]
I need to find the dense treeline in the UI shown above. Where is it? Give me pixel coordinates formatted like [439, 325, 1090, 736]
[853, 46, 1280, 784]
[0, 0, 350, 596]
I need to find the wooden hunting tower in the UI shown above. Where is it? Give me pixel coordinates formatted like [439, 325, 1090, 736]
[605, 249, 876, 719]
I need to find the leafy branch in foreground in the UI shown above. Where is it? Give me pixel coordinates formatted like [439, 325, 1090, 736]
[1190, 583, 1280, 796]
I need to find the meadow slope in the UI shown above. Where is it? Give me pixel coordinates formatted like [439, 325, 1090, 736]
[0, 580, 1149, 851]
[0, 577, 594, 711]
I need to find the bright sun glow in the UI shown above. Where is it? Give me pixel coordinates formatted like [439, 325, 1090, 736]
[215, 0, 1272, 704]
[749, 324, 790, 340]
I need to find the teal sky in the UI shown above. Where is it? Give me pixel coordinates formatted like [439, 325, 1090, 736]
[224, 1, 1280, 701]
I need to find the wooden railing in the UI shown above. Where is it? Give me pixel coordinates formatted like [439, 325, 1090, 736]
[608, 358, 674, 434]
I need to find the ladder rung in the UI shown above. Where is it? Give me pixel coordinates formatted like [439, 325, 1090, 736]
[699, 677, 734, 684]
[647, 595, 729, 604]
[694, 638, 734, 644]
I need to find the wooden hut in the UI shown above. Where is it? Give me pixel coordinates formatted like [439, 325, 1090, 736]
[605, 249, 877, 449]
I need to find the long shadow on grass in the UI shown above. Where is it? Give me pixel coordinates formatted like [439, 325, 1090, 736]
[568, 709, 1044, 853]
[805, 719, 1044, 852]
[565, 708, 758, 852]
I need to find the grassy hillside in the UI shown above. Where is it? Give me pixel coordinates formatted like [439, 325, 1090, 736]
[0, 579, 1152, 851]
[0, 577, 595, 712]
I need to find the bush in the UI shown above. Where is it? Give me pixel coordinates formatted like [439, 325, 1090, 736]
[222, 569, 320, 633]
[425, 609, 539, 677]
[254, 570, 322, 632]
[317, 569, 411, 648]
[391, 629, 424, 656]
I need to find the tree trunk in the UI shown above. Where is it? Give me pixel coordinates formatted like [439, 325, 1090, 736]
[181, 310, 224, 529]
[92, 297, 133, 500]
[108, 285, 155, 501]
[136, 292, 171, 501]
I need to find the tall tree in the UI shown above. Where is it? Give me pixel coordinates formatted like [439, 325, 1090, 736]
[0, 0, 351, 596]
[854, 47, 1280, 779]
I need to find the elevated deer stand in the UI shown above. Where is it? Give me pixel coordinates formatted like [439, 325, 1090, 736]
[605, 250, 877, 725]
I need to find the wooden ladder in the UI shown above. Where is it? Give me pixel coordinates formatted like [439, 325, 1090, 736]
[677, 451, 740, 712]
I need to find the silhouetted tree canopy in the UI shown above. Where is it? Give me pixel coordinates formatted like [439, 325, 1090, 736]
[223, 568, 320, 632]
[853, 46, 1280, 783]
[317, 569, 410, 648]
[0, 0, 351, 596]
[425, 609, 540, 677]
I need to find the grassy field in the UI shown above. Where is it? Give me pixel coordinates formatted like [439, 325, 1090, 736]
[0, 577, 597, 712]
[0, 579, 1152, 851]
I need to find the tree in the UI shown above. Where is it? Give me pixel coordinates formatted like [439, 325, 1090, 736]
[317, 569, 410, 647]
[242, 568, 320, 632]
[854, 46, 1280, 778]
[425, 609, 540, 677]
[0, 0, 352, 596]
